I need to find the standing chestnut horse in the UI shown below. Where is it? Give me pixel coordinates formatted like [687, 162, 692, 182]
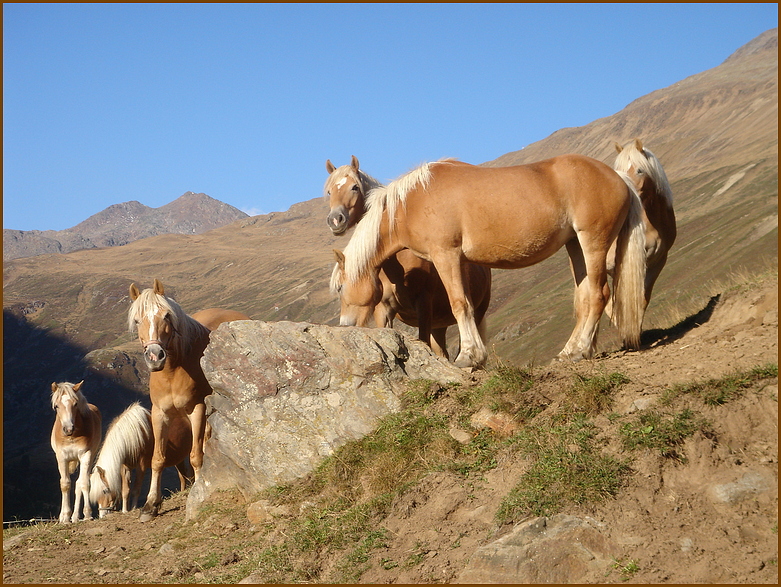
[341, 155, 647, 368]
[609, 138, 676, 323]
[127, 279, 249, 520]
[325, 157, 492, 359]
[50, 381, 102, 523]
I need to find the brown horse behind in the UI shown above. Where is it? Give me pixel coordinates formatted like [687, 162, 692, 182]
[50, 381, 102, 523]
[342, 155, 647, 368]
[127, 279, 249, 520]
[332, 248, 492, 359]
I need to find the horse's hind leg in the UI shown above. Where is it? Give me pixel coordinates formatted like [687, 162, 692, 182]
[430, 327, 449, 360]
[559, 238, 608, 361]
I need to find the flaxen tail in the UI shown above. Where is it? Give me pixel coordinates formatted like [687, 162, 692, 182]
[612, 175, 647, 349]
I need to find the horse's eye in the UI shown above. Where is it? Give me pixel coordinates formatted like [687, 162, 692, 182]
[351, 185, 360, 192]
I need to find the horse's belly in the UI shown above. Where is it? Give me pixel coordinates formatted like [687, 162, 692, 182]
[462, 231, 569, 269]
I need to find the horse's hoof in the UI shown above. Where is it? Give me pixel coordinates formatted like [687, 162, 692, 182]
[138, 511, 156, 523]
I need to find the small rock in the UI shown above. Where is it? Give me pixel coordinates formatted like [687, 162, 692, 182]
[449, 427, 473, 444]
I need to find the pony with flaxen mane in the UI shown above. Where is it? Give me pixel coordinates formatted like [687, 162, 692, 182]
[127, 279, 249, 520]
[50, 381, 102, 523]
[341, 155, 647, 368]
[89, 402, 193, 518]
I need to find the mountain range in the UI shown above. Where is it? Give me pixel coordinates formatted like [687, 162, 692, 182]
[3, 192, 248, 261]
[2, 28, 777, 521]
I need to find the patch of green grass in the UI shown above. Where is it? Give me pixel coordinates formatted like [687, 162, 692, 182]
[496, 415, 630, 524]
[619, 408, 708, 462]
[609, 557, 640, 581]
[566, 372, 630, 415]
[661, 363, 777, 406]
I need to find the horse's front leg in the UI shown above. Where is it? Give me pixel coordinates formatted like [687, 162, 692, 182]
[56, 457, 73, 524]
[140, 407, 169, 522]
[433, 254, 485, 368]
[72, 451, 94, 522]
[188, 402, 207, 481]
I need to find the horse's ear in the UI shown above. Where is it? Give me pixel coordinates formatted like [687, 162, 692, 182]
[129, 283, 140, 301]
[350, 155, 360, 171]
[51, 382, 58, 393]
[73, 380, 84, 392]
[153, 279, 165, 296]
[633, 138, 644, 152]
[97, 466, 109, 486]
[614, 142, 623, 154]
[333, 249, 346, 268]
[326, 159, 336, 174]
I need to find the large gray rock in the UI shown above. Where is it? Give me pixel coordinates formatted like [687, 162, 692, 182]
[186, 320, 467, 519]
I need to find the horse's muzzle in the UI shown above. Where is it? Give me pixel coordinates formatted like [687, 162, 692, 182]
[144, 343, 167, 371]
[327, 208, 348, 235]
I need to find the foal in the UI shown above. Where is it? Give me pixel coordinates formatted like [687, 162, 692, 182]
[50, 381, 102, 523]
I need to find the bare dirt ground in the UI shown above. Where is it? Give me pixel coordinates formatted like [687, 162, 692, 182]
[3, 274, 777, 584]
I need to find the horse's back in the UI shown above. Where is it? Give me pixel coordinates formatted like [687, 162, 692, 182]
[192, 308, 250, 331]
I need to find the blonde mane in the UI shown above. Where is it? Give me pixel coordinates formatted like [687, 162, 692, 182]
[330, 262, 343, 295]
[614, 144, 673, 207]
[127, 288, 208, 357]
[342, 159, 458, 282]
[89, 403, 151, 505]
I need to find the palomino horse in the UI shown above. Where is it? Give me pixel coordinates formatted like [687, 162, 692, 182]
[89, 403, 193, 518]
[50, 381, 102, 523]
[325, 157, 493, 358]
[331, 248, 492, 360]
[128, 279, 249, 520]
[608, 139, 676, 324]
[341, 155, 647, 368]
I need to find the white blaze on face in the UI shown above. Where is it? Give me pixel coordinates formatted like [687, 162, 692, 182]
[335, 177, 348, 189]
[146, 307, 159, 341]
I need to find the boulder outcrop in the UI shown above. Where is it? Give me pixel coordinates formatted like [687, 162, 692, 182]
[187, 320, 467, 519]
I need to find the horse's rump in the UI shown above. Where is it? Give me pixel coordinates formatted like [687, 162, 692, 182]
[192, 308, 251, 331]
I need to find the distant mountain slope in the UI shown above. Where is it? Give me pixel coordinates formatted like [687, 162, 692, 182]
[3, 192, 249, 261]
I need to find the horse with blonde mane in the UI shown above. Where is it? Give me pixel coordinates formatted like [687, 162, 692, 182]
[50, 381, 102, 523]
[127, 279, 249, 520]
[341, 154, 647, 368]
[331, 247, 491, 360]
[89, 402, 193, 518]
[609, 138, 676, 324]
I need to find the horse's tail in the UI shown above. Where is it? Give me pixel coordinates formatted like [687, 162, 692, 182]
[612, 175, 647, 349]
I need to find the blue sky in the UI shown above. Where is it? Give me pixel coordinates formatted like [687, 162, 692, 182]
[3, 3, 777, 232]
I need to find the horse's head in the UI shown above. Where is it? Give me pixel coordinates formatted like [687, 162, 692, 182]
[331, 250, 383, 327]
[614, 139, 673, 207]
[90, 465, 117, 518]
[51, 380, 85, 436]
[128, 279, 177, 372]
[324, 155, 367, 236]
